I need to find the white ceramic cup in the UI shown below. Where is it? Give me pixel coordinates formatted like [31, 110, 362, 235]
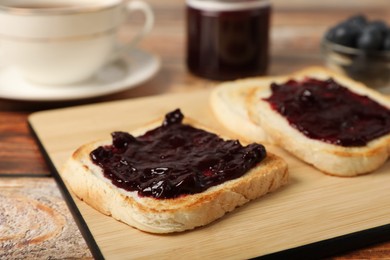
[0, 0, 154, 85]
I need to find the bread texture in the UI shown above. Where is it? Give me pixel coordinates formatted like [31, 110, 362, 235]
[212, 66, 390, 176]
[62, 116, 288, 234]
[210, 76, 287, 144]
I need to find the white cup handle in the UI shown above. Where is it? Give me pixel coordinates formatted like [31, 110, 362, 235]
[126, 0, 154, 47]
[108, 0, 154, 63]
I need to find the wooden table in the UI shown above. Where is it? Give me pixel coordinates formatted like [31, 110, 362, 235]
[1, 0, 389, 258]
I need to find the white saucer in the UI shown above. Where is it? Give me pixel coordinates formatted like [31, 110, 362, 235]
[0, 48, 160, 102]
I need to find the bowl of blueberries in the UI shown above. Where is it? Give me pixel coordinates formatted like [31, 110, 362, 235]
[322, 14, 390, 88]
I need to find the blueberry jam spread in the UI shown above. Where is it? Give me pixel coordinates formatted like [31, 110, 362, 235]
[90, 109, 266, 199]
[264, 78, 390, 147]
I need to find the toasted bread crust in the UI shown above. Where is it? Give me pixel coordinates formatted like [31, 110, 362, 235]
[210, 77, 278, 143]
[62, 117, 288, 233]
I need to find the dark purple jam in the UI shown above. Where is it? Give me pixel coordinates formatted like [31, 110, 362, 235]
[264, 78, 390, 147]
[186, 4, 271, 80]
[90, 109, 266, 199]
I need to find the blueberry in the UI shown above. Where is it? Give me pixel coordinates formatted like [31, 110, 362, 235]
[326, 23, 360, 47]
[345, 14, 367, 28]
[383, 30, 390, 50]
[367, 20, 388, 35]
[357, 26, 383, 50]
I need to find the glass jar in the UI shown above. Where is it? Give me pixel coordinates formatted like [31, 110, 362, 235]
[186, 0, 271, 81]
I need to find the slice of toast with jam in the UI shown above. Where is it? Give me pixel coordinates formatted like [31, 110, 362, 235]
[62, 109, 288, 233]
[211, 66, 390, 176]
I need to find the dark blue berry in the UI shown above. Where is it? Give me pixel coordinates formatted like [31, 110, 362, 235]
[357, 26, 383, 50]
[367, 20, 388, 35]
[345, 14, 367, 28]
[383, 30, 390, 50]
[326, 23, 360, 47]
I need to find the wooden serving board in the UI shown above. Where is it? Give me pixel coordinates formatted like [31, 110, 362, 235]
[29, 90, 390, 259]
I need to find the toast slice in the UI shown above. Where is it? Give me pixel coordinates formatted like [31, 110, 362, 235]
[246, 67, 390, 176]
[62, 110, 288, 233]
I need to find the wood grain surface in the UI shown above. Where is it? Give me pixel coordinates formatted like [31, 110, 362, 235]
[1, 0, 390, 258]
[29, 90, 390, 259]
[0, 112, 48, 175]
[0, 177, 92, 259]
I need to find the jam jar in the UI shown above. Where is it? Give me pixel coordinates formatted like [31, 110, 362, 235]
[186, 0, 271, 81]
